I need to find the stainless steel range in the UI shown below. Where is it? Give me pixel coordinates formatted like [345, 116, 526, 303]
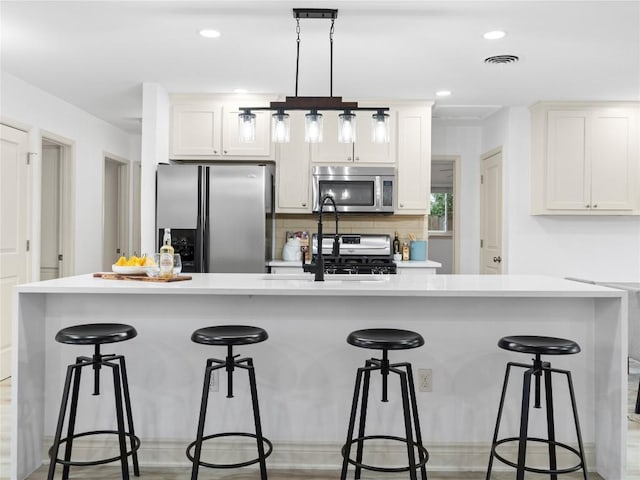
[311, 234, 397, 274]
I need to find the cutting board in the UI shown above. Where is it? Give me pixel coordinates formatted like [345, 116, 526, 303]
[93, 273, 192, 282]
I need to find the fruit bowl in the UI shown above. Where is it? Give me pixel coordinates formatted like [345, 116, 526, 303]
[112, 265, 146, 275]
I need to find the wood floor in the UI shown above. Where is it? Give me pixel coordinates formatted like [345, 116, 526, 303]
[2, 370, 638, 480]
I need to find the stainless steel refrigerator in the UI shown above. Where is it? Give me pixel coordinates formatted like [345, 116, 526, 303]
[156, 163, 274, 273]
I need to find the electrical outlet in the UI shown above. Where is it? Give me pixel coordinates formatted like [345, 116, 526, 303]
[209, 369, 220, 392]
[417, 368, 432, 392]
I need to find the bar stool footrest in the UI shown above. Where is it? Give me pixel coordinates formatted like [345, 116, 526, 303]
[48, 429, 141, 467]
[491, 436, 584, 475]
[186, 432, 273, 469]
[341, 434, 429, 473]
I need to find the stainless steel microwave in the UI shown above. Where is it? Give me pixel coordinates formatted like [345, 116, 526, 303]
[312, 165, 395, 213]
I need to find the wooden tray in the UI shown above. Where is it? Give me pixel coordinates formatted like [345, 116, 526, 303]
[94, 273, 192, 282]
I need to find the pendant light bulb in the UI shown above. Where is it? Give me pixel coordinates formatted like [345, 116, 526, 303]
[338, 110, 356, 143]
[305, 111, 323, 143]
[238, 110, 256, 143]
[272, 111, 290, 143]
[371, 111, 390, 144]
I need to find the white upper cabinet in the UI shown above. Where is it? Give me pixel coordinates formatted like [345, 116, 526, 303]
[170, 95, 274, 160]
[531, 102, 639, 215]
[395, 103, 432, 215]
[310, 109, 397, 164]
[275, 112, 312, 213]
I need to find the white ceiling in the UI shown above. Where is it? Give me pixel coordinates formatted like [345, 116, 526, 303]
[2, 1, 639, 134]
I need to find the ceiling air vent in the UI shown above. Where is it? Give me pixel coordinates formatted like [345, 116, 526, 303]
[484, 54, 519, 64]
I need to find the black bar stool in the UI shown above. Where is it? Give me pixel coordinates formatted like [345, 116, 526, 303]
[187, 325, 272, 480]
[340, 328, 429, 480]
[47, 323, 140, 480]
[486, 335, 588, 480]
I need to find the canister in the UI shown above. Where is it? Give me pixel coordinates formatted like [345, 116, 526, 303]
[410, 240, 427, 261]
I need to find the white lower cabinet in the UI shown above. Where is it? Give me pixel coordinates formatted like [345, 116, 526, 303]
[531, 102, 640, 214]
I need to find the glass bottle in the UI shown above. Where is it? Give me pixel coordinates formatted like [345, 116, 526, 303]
[393, 232, 401, 255]
[159, 228, 174, 278]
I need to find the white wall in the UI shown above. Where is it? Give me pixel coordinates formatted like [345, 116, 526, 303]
[1, 72, 140, 276]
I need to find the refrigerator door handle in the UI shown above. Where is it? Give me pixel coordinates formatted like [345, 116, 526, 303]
[195, 165, 207, 273]
[201, 166, 210, 273]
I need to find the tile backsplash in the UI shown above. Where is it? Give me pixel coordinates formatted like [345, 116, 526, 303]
[274, 214, 427, 260]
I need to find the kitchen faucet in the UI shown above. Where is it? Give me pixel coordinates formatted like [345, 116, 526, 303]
[302, 194, 340, 281]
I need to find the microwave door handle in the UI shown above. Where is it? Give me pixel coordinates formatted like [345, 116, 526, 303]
[375, 176, 381, 209]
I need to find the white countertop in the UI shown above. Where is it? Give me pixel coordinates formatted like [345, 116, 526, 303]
[268, 260, 442, 268]
[17, 273, 624, 298]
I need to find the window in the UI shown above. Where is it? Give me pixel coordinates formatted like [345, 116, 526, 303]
[428, 192, 454, 233]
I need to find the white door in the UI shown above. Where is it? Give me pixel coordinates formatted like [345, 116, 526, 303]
[1, 125, 29, 380]
[480, 150, 503, 274]
[41, 143, 61, 280]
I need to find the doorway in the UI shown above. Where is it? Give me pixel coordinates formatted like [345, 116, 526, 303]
[480, 148, 503, 274]
[429, 156, 460, 273]
[103, 156, 130, 269]
[40, 133, 75, 280]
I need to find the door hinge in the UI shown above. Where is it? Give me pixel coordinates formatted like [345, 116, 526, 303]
[480, 175, 484, 184]
[58, 254, 64, 261]
[27, 152, 37, 165]
[26, 240, 30, 251]
[480, 239, 484, 248]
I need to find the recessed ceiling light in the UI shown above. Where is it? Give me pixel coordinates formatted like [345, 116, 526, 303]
[483, 30, 506, 40]
[199, 29, 221, 39]
[436, 90, 452, 97]
[233, 88, 249, 94]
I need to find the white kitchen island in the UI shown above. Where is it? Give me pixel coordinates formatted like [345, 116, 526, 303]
[13, 274, 627, 479]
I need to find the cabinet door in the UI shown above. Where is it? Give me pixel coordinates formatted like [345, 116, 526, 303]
[171, 102, 222, 156]
[590, 109, 637, 210]
[396, 106, 431, 214]
[353, 111, 397, 164]
[545, 111, 590, 210]
[311, 112, 353, 163]
[276, 112, 312, 213]
[222, 107, 273, 158]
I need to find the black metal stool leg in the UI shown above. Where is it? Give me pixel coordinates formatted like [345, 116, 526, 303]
[564, 370, 588, 480]
[543, 366, 558, 480]
[404, 363, 428, 480]
[247, 358, 268, 480]
[61, 358, 83, 480]
[341, 366, 365, 480]
[516, 368, 534, 480]
[116, 355, 140, 476]
[107, 362, 131, 480]
[399, 370, 418, 480]
[486, 362, 513, 480]
[48, 363, 77, 480]
[191, 359, 215, 480]
[635, 376, 640, 414]
[354, 361, 373, 480]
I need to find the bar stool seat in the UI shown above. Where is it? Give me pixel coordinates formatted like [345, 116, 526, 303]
[486, 335, 588, 480]
[187, 325, 272, 480]
[341, 328, 428, 480]
[48, 323, 140, 480]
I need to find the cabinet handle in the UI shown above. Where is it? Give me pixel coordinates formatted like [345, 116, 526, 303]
[399, 203, 404, 208]
[213, 150, 218, 154]
[493, 256, 502, 263]
[223, 150, 228, 154]
[593, 204, 598, 208]
[355, 156, 360, 162]
[302, 203, 307, 207]
[347, 156, 352, 161]
[586, 204, 591, 208]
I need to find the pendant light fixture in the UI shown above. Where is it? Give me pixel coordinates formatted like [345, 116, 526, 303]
[240, 8, 390, 144]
